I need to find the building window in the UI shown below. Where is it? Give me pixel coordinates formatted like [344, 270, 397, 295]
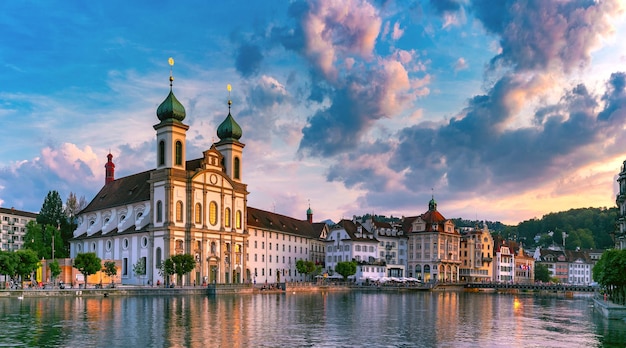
[156, 201, 163, 223]
[158, 140, 165, 166]
[209, 201, 218, 226]
[122, 238, 129, 250]
[106, 240, 112, 251]
[141, 236, 148, 248]
[234, 157, 240, 179]
[91, 242, 96, 252]
[123, 258, 128, 276]
[175, 141, 183, 166]
[236, 210, 242, 229]
[176, 201, 183, 222]
[224, 208, 231, 228]
[156, 247, 162, 268]
[195, 203, 202, 224]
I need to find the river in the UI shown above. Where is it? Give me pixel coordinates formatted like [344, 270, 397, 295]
[0, 291, 624, 347]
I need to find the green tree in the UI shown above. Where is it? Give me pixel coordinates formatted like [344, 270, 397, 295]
[0, 251, 18, 285]
[335, 261, 357, 280]
[14, 249, 40, 283]
[534, 263, 551, 283]
[74, 253, 102, 288]
[593, 249, 626, 305]
[158, 258, 175, 287]
[23, 222, 62, 260]
[133, 257, 147, 285]
[102, 261, 117, 285]
[49, 260, 61, 284]
[170, 254, 196, 287]
[295, 259, 318, 281]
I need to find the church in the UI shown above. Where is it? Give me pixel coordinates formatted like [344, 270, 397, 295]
[70, 65, 250, 286]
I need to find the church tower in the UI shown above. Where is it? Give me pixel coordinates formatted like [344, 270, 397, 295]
[215, 86, 245, 182]
[105, 152, 115, 185]
[153, 58, 188, 170]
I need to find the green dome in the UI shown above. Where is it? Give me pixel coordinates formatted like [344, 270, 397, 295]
[217, 112, 242, 141]
[307, 207, 313, 215]
[157, 90, 186, 122]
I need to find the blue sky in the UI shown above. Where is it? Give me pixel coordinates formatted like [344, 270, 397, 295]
[1, 0, 626, 225]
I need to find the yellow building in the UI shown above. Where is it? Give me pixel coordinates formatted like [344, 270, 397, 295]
[459, 224, 494, 283]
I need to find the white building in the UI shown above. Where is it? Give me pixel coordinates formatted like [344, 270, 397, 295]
[325, 219, 379, 275]
[362, 217, 408, 278]
[494, 242, 515, 283]
[246, 207, 327, 284]
[0, 207, 37, 252]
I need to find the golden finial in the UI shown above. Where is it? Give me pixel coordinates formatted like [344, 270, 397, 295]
[168, 57, 175, 89]
[227, 84, 232, 111]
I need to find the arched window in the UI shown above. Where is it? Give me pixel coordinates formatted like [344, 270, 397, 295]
[158, 140, 165, 166]
[224, 208, 231, 228]
[195, 203, 202, 224]
[236, 210, 242, 229]
[156, 201, 163, 223]
[209, 201, 218, 226]
[234, 157, 240, 179]
[176, 201, 183, 222]
[175, 140, 183, 166]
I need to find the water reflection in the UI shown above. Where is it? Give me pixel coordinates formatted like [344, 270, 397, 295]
[0, 292, 624, 347]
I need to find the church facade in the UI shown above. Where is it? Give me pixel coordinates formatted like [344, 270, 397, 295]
[70, 74, 249, 286]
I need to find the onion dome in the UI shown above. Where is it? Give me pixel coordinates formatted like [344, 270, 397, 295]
[157, 90, 186, 122]
[217, 100, 242, 141]
[307, 206, 313, 215]
[157, 57, 186, 122]
[428, 196, 437, 211]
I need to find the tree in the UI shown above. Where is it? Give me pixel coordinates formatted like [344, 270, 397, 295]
[133, 257, 146, 285]
[49, 260, 61, 286]
[296, 259, 318, 281]
[534, 263, 551, 283]
[32, 191, 70, 258]
[14, 249, 40, 283]
[593, 249, 626, 305]
[158, 258, 175, 287]
[170, 254, 196, 287]
[23, 222, 62, 260]
[102, 261, 117, 285]
[335, 261, 357, 280]
[0, 251, 18, 285]
[74, 253, 102, 288]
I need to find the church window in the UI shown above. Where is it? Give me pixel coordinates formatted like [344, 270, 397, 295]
[234, 157, 240, 179]
[106, 240, 112, 251]
[224, 208, 231, 228]
[91, 242, 96, 251]
[236, 210, 242, 229]
[175, 141, 183, 166]
[156, 201, 163, 223]
[176, 201, 183, 222]
[195, 203, 202, 224]
[141, 236, 148, 248]
[156, 247, 161, 268]
[123, 238, 129, 250]
[209, 201, 218, 226]
[158, 140, 165, 166]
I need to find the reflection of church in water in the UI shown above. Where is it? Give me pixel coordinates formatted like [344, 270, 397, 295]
[70, 66, 250, 285]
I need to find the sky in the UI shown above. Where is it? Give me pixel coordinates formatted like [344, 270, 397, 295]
[1, 0, 626, 225]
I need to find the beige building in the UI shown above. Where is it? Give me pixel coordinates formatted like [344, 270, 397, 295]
[459, 224, 494, 282]
[404, 197, 461, 282]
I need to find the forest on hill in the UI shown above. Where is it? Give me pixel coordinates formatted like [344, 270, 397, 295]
[454, 207, 616, 250]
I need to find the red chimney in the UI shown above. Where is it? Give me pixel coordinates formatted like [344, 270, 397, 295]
[105, 153, 115, 184]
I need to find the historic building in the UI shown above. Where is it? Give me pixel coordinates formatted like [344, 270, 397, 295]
[246, 207, 328, 284]
[0, 207, 37, 252]
[404, 197, 460, 282]
[615, 160, 626, 249]
[324, 219, 379, 275]
[70, 70, 249, 286]
[459, 224, 494, 283]
[513, 243, 534, 284]
[493, 239, 515, 283]
[362, 217, 408, 278]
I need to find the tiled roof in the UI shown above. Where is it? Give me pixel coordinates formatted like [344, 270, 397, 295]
[0, 207, 38, 218]
[335, 219, 378, 242]
[80, 170, 152, 214]
[247, 207, 322, 239]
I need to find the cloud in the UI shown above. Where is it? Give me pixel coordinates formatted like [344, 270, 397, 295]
[235, 43, 263, 78]
[472, 0, 623, 74]
[454, 57, 468, 72]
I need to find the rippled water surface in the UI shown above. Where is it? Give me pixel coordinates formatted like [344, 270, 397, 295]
[0, 291, 624, 347]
